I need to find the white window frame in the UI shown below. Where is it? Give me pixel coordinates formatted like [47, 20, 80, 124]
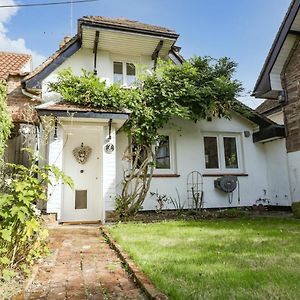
[153, 133, 177, 175]
[203, 133, 244, 173]
[113, 61, 136, 87]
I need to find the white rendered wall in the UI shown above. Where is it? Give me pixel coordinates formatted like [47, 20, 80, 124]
[102, 126, 117, 213]
[263, 139, 291, 206]
[116, 115, 276, 211]
[42, 48, 153, 102]
[46, 127, 63, 218]
[287, 150, 300, 202]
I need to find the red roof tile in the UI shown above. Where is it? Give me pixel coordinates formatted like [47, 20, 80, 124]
[0, 52, 31, 80]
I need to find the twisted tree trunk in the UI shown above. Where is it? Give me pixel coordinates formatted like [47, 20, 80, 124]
[119, 143, 155, 217]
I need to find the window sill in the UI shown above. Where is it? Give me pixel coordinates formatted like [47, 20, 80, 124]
[152, 174, 181, 178]
[203, 173, 248, 177]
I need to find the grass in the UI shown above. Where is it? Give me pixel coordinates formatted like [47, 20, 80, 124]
[108, 217, 300, 300]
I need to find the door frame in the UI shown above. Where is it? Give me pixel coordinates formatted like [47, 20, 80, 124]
[60, 123, 104, 223]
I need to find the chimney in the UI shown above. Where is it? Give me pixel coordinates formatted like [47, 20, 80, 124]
[59, 36, 71, 48]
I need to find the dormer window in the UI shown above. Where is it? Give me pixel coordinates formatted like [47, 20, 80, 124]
[113, 61, 136, 86]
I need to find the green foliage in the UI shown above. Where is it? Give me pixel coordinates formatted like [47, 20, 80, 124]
[0, 82, 12, 158]
[109, 218, 300, 300]
[0, 150, 73, 278]
[292, 202, 300, 218]
[49, 57, 243, 146]
[49, 68, 133, 110]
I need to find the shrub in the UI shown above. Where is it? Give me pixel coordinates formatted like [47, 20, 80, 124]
[0, 152, 73, 279]
[292, 202, 300, 218]
[0, 82, 12, 159]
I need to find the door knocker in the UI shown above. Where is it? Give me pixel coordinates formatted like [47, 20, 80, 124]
[73, 143, 92, 164]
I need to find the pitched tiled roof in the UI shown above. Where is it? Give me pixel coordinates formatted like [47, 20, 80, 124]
[0, 52, 31, 80]
[80, 16, 178, 36]
[23, 35, 79, 87]
[255, 99, 281, 115]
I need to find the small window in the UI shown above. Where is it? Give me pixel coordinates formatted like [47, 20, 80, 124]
[126, 63, 136, 86]
[155, 136, 170, 169]
[131, 134, 176, 174]
[204, 137, 219, 169]
[223, 137, 238, 168]
[113, 62, 123, 84]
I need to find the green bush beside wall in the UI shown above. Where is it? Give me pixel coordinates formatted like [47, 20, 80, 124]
[292, 202, 300, 218]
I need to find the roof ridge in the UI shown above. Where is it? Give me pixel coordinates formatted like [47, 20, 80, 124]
[0, 51, 31, 57]
[80, 15, 178, 35]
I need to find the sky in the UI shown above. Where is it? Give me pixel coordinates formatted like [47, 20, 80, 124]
[0, 0, 292, 108]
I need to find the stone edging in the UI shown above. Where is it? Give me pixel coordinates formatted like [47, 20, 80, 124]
[100, 226, 169, 300]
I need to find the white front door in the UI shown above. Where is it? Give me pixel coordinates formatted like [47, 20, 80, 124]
[62, 126, 102, 222]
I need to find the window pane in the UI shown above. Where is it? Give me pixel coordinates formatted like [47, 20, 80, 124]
[126, 63, 136, 86]
[223, 137, 238, 168]
[113, 62, 123, 84]
[204, 137, 219, 168]
[155, 136, 170, 169]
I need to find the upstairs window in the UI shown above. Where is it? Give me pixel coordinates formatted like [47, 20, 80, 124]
[113, 62, 123, 85]
[113, 61, 136, 86]
[203, 134, 242, 172]
[126, 63, 136, 86]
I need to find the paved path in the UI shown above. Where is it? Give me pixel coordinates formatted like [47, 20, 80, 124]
[25, 225, 146, 300]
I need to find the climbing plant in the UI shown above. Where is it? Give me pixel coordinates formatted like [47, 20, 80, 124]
[0, 82, 12, 159]
[49, 56, 243, 218]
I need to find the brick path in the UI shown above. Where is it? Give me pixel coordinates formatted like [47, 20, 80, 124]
[25, 225, 146, 300]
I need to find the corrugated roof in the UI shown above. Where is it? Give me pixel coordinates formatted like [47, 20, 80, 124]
[0, 52, 31, 80]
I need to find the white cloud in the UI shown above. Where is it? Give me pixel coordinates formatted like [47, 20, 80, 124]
[0, 0, 46, 68]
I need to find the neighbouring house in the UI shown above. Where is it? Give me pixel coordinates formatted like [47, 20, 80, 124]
[22, 16, 289, 223]
[0, 52, 40, 165]
[253, 0, 300, 204]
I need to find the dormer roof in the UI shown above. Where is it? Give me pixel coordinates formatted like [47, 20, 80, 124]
[24, 16, 181, 90]
[253, 0, 300, 99]
[79, 16, 179, 39]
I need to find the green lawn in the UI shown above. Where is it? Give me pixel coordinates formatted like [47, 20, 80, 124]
[108, 217, 300, 300]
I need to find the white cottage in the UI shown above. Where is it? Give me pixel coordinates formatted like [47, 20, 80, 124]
[23, 16, 289, 223]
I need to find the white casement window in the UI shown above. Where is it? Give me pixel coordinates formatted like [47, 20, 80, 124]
[113, 61, 136, 86]
[203, 134, 243, 172]
[154, 134, 176, 174]
[131, 134, 176, 174]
